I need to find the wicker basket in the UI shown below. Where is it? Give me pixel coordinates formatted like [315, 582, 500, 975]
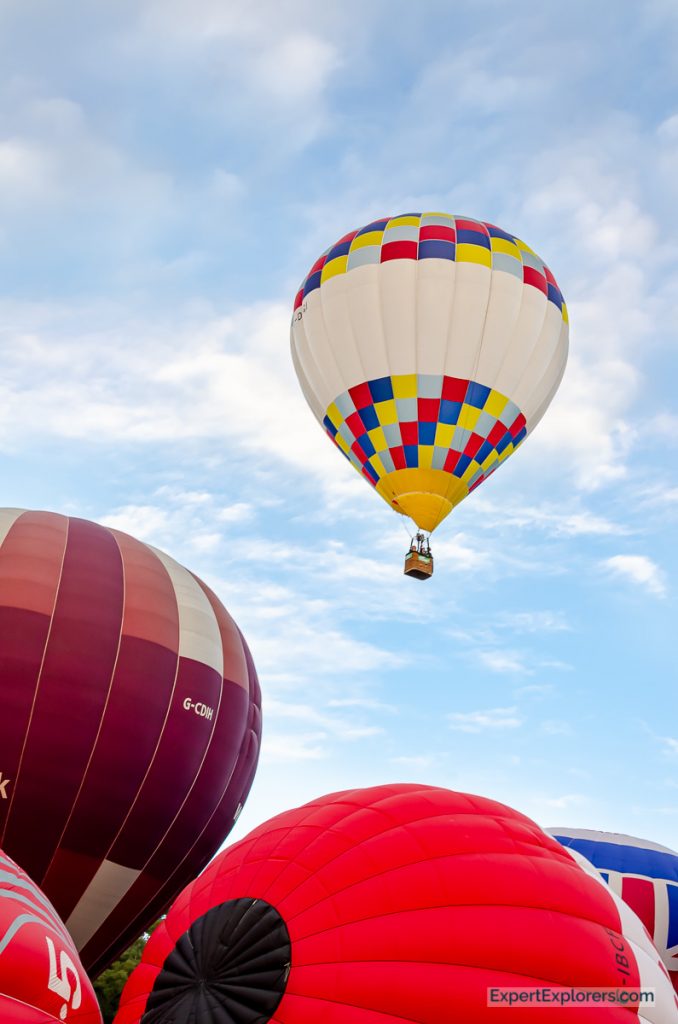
[404, 550, 434, 580]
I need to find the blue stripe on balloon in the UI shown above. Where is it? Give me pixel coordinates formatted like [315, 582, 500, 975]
[551, 835, 678, 883]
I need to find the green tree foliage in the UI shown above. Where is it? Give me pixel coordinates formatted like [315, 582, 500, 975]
[93, 920, 162, 1023]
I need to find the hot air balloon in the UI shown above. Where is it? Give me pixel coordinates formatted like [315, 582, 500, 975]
[114, 784, 676, 1022]
[0, 848, 102, 1023]
[0, 508, 261, 976]
[291, 214, 568, 577]
[550, 828, 678, 995]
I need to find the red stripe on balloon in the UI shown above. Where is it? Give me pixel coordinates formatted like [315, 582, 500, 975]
[0, 511, 67, 615]
[40, 535, 181, 917]
[0, 513, 68, 844]
[2, 519, 124, 886]
[114, 530, 181, 650]
[621, 876, 656, 938]
[85, 637, 261, 976]
[107, 656, 222, 870]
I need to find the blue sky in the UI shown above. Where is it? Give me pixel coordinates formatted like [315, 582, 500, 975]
[0, 0, 676, 851]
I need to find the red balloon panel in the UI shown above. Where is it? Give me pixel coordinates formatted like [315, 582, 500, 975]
[0, 509, 261, 975]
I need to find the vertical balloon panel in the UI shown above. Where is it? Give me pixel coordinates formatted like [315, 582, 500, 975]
[0, 510, 262, 974]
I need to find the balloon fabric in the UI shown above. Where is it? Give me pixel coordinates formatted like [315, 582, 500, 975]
[291, 214, 568, 536]
[0, 508, 261, 975]
[115, 784, 677, 1023]
[0, 848, 102, 1023]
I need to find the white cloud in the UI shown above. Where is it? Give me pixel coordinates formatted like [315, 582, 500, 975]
[469, 496, 629, 538]
[100, 504, 171, 541]
[0, 89, 174, 225]
[660, 737, 678, 757]
[539, 719, 573, 736]
[658, 113, 678, 141]
[448, 706, 523, 733]
[537, 793, 589, 811]
[0, 138, 56, 200]
[499, 611, 570, 633]
[424, 531, 492, 571]
[478, 650, 531, 675]
[265, 697, 384, 742]
[601, 554, 668, 597]
[251, 33, 339, 105]
[328, 697, 398, 714]
[513, 683, 555, 699]
[261, 732, 328, 762]
[389, 755, 435, 769]
[216, 502, 253, 523]
[644, 413, 678, 443]
[204, 573, 404, 692]
[0, 301, 344, 492]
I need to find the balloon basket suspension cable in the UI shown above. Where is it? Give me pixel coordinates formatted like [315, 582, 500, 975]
[403, 529, 434, 580]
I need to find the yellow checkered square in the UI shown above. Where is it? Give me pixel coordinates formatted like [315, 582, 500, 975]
[490, 236, 520, 257]
[350, 231, 384, 251]
[456, 244, 492, 268]
[368, 426, 388, 452]
[335, 433, 350, 455]
[457, 404, 482, 431]
[374, 399, 398, 425]
[481, 451, 499, 472]
[434, 423, 454, 448]
[326, 402, 344, 429]
[387, 215, 420, 228]
[321, 255, 348, 283]
[461, 459, 481, 484]
[392, 375, 417, 399]
[483, 390, 508, 418]
[418, 445, 434, 469]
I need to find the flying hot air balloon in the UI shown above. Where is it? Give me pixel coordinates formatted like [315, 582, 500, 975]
[0, 508, 261, 976]
[291, 214, 568, 577]
[114, 784, 677, 1023]
[550, 828, 678, 995]
[0, 848, 102, 1024]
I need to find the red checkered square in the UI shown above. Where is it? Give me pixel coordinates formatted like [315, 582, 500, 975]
[390, 446, 406, 470]
[345, 411, 364, 437]
[523, 266, 547, 295]
[348, 382, 373, 410]
[487, 421, 507, 446]
[335, 229, 359, 246]
[509, 413, 527, 437]
[444, 450, 461, 473]
[419, 225, 455, 242]
[350, 440, 367, 464]
[455, 218, 488, 234]
[464, 432, 483, 458]
[442, 377, 468, 402]
[418, 398, 440, 422]
[381, 241, 418, 262]
[400, 422, 418, 446]
[309, 253, 328, 275]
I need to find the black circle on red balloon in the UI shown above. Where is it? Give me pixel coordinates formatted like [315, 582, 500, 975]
[141, 897, 291, 1024]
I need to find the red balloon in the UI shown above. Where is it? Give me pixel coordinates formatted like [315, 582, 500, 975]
[0, 849, 101, 1023]
[114, 784, 677, 1022]
[0, 509, 261, 975]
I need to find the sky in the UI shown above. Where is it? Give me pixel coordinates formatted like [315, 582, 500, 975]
[0, 0, 676, 853]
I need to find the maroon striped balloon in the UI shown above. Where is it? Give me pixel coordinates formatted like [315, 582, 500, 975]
[0, 508, 261, 976]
